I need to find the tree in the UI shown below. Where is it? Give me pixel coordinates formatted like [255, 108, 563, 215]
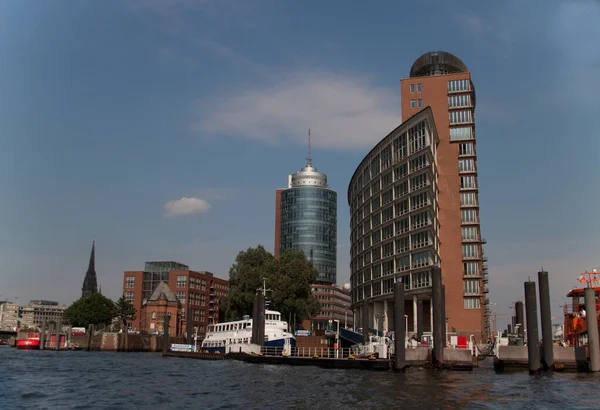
[63, 292, 116, 328]
[114, 297, 136, 331]
[222, 246, 320, 326]
[221, 245, 276, 321]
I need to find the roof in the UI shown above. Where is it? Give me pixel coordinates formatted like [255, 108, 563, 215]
[409, 51, 469, 78]
[147, 282, 179, 303]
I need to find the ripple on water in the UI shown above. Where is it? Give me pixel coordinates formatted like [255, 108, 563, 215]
[2, 349, 600, 409]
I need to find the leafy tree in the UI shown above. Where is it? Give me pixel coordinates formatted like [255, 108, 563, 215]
[63, 292, 116, 328]
[222, 246, 320, 327]
[221, 245, 276, 320]
[114, 297, 136, 331]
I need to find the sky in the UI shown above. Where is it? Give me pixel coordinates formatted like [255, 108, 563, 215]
[1, 0, 599, 329]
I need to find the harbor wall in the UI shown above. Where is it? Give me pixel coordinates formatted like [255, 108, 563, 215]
[89, 332, 185, 352]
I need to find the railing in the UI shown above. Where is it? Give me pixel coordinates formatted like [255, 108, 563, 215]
[259, 346, 355, 358]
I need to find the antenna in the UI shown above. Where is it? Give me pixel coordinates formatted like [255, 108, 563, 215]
[306, 128, 312, 166]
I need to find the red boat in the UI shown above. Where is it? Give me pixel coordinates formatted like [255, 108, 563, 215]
[563, 270, 600, 348]
[16, 339, 41, 350]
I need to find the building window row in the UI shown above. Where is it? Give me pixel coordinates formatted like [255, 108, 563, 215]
[464, 262, 480, 276]
[462, 244, 480, 259]
[124, 291, 134, 303]
[176, 275, 187, 288]
[459, 159, 475, 173]
[409, 83, 422, 93]
[464, 297, 481, 309]
[352, 269, 434, 303]
[449, 127, 473, 141]
[448, 79, 471, 92]
[448, 94, 472, 108]
[461, 226, 479, 241]
[449, 110, 473, 124]
[125, 276, 135, 289]
[461, 209, 479, 223]
[459, 142, 474, 156]
[460, 176, 477, 190]
[460, 192, 478, 207]
[410, 99, 423, 109]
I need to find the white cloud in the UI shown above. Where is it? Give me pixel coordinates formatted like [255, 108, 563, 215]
[164, 197, 211, 217]
[192, 71, 401, 150]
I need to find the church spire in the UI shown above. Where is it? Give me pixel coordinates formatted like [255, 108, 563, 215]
[82, 241, 98, 298]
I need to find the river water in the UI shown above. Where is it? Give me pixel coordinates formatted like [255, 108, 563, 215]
[0, 348, 598, 409]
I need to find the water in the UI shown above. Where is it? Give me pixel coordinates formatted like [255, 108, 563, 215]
[0, 348, 598, 409]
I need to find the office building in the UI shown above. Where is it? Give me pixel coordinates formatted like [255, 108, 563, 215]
[348, 107, 440, 338]
[20, 300, 66, 330]
[0, 302, 20, 331]
[348, 51, 488, 341]
[302, 283, 354, 331]
[274, 141, 337, 284]
[401, 51, 488, 339]
[123, 261, 228, 340]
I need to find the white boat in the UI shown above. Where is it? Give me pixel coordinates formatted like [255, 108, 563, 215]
[201, 309, 296, 354]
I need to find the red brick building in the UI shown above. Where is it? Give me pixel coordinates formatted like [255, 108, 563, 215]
[123, 261, 228, 340]
[140, 282, 182, 335]
[302, 283, 354, 331]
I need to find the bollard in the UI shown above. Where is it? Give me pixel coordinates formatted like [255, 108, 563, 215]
[362, 298, 369, 344]
[515, 301, 524, 338]
[87, 324, 94, 351]
[40, 319, 47, 350]
[524, 281, 540, 374]
[393, 279, 406, 371]
[431, 265, 444, 366]
[584, 287, 600, 372]
[441, 284, 447, 348]
[251, 292, 259, 344]
[416, 298, 424, 340]
[538, 270, 554, 370]
[55, 319, 62, 350]
[162, 314, 170, 356]
[186, 302, 193, 346]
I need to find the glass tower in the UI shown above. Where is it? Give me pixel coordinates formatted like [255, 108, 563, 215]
[278, 157, 337, 284]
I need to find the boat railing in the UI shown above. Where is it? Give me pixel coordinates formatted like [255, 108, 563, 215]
[260, 346, 355, 358]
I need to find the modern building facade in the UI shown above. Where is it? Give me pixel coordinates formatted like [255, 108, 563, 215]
[348, 107, 440, 339]
[20, 300, 66, 330]
[348, 51, 488, 342]
[81, 241, 98, 299]
[274, 152, 338, 284]
[401, 51, 488, 340]
[0, 302, 20, 331]
[123, 262, 228, 340]
[302, 283, 354, 331]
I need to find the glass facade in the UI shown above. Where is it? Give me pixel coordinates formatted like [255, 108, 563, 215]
[142, 261, 189, 300]
[280, 187, 337, 284]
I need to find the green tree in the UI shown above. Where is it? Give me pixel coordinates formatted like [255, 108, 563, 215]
[63, 292, 116, 328]
[221, 245, 276, 321]
[114, 297, 136, 330]
[222, 246, 320, 327]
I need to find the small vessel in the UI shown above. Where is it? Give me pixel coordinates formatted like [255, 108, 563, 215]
[201, 309, 295, 354]
[563, 269, 600, 348]
[16, 338, 41, 350]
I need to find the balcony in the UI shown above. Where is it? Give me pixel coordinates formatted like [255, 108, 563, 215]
[483, 288, 489, 294]
[481, 238, 487, 244]
[482, 256, 488, 262]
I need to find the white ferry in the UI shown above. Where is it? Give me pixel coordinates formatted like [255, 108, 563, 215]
[201, 309, 296, 354]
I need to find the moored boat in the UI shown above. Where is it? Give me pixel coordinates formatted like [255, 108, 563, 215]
[201, 309, 295, 354]
[16, 338, 41, 350]
[563, 269, 600, 348]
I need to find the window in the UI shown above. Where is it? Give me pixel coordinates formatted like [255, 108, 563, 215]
[448, 94, 471, 108]
[462, 244, 479, 258]
[461, 209, 478, 223]
[459, 159, 475, 172]
[409, 121, 427, 153]
[417, 83, 422, 93]
[460, 192, 477, 206]
[383, 278, 394, 294]
[395, 199, 409, 216]
[410, 154, 428, 172]
[381, 145, 392, 169]
[395, 181, 408, 199]
[464, 262, 479, 276]
[395, 218, 409, 235]
[417, 99, 423, 108]
[411, 231, 430, 249]
[449, 110, 473, 124]
[383, 242, 394, 258]
[450, 127, 473, 141]
[372, 229, 381, 244]
[411, 211, 431, 229]
[412, 270, 430, 289]
[382, 189, 393, 205]
[395, 163, 408, 180]
[410, 84, 415, 93]
[382, 171, 393, 187]
[382, 207, 393, 222]
[393, 134, 408, 161]
[396, 256, 410, 272]
[372, 247, 381, 262]
[459, 143, 473, 156]
[448, 79, 471, 92]
[382, 224, 393, 240]
[412, 251, 433, 268]
[460, 176, 476, 189]
[410, 172, 429, 191]
[151, 311, 156, 320]
[411, 99, 416, 108]
[124, 291, 134, 303]
[464, 297, 481, 309]
[176, 291, 186, 303]
[125, 276, 135, 289]
[176, 275, 187, 288]
[410, 191, 429, 210]
[462, 227, 478, 241]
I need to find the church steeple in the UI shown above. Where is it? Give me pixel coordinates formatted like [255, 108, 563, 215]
[82, 241, 98, 298]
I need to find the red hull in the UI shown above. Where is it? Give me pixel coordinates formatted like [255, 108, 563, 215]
[16, 339, 40, 350]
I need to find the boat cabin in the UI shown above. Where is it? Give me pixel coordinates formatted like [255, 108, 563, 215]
[563, 287, 600, 347]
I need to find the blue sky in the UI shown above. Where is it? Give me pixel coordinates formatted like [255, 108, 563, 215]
[1, 0, 599, 328]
